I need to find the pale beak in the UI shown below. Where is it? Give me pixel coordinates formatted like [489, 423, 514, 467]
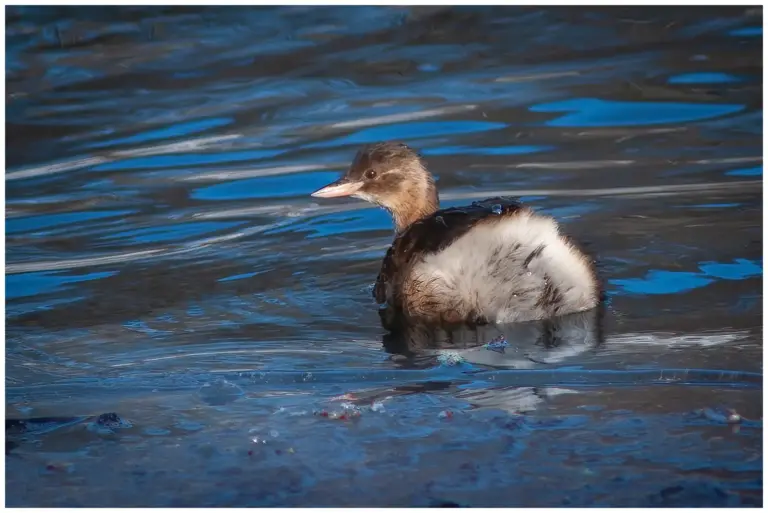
[310, 177, 364, 198]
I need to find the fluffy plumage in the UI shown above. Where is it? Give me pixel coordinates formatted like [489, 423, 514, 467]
[375, 197, 600, 324]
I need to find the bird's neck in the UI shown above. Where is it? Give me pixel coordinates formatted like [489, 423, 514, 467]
[390, 182, 439, 234]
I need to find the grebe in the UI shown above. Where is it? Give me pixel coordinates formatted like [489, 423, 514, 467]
[311, 141, 601, 325]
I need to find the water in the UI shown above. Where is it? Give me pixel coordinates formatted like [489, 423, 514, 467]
[5, 6, 763, 507]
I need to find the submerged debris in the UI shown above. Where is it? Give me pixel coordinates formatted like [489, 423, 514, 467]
[44, 461, 75, 474]
[484, 335, 509, 354]
[87, 413, 132, 434]
[96, 413, 131, 429]
[437, 351, 465, 366]
[691, 407, 743, 424]
[310, 395, 389, 422]
[313, 408, 362, 421]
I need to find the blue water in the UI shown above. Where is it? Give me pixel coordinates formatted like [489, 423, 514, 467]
[530, 98, 745, 127]
[668, 72, 744, 84]
[86, 117, 235, 149]
[5, 5, 763, 507]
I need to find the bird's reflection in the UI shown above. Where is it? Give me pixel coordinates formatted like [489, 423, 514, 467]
[381, 304, 605, 369]
[378, 305, 606, 414]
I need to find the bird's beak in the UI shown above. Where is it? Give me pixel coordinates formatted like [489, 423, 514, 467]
[310, 177, 364, 198]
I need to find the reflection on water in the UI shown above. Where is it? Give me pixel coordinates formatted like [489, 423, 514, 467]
[5, 5, 763, 507]
[382, 308, 604, 368]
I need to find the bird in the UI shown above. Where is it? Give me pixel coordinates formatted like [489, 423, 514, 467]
[311, 141, 601, 326]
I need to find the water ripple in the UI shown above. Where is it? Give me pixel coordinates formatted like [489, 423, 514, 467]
[5, 6, 762, 507]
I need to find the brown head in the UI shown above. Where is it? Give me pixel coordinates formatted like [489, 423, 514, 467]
[311, 142, 439, 233]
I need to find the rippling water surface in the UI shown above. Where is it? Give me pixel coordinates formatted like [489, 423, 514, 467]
[5, 6, 763, 507]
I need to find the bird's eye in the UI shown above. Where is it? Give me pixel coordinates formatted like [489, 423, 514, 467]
[365, 169, 377, 179]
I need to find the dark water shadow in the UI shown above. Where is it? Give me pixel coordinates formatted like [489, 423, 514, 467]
[381, 305, 604, 367]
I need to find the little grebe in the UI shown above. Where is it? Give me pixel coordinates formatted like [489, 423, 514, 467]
[311, 141, 601, 325]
